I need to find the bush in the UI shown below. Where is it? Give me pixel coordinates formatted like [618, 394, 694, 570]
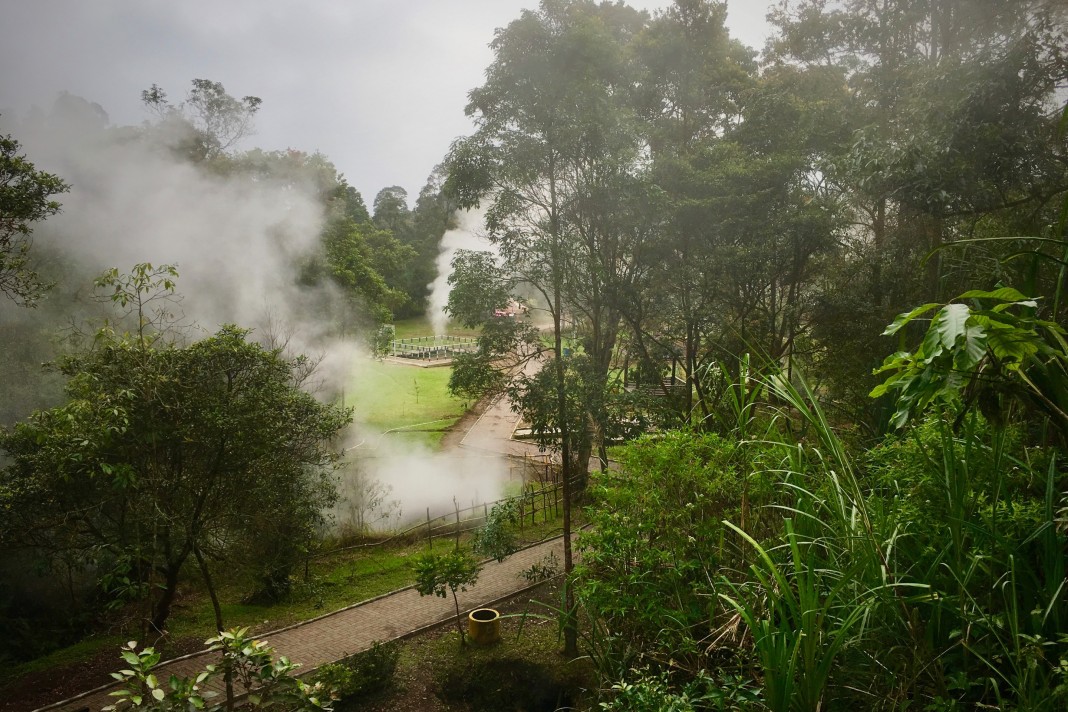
[315, 641, 399, 709]
[576, 431, 779, 676]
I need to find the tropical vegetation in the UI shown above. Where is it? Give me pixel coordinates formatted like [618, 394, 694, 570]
[1, 1, 1067, 710]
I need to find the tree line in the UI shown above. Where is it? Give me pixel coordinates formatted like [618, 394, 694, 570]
[447, 0, 1068, 463]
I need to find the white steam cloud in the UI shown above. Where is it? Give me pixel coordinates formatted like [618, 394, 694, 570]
[2, 105, 512, 528]
[426, 207, 489, 335]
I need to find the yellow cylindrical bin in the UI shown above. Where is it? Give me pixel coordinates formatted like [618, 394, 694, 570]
[468, 608, 501, 645]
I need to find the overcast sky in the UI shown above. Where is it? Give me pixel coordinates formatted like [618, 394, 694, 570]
[1, 0, 775, 207]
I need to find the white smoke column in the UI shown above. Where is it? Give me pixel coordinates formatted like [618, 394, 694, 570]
[3, 108, 365, 404]
[427, 207, 489, 335]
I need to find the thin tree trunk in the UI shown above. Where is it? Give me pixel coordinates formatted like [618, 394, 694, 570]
[193, 544, 231, 710]
[452, 589, 466, 648]
[549, 160, 578, 657]
[193, 545, 224, 633]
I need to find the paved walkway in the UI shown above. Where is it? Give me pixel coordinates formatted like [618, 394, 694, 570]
[37, 362, 591, 712]
[34, 536, 569, 712]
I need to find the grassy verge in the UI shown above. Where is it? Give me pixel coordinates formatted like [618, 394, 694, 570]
[164, 512, 577, 643]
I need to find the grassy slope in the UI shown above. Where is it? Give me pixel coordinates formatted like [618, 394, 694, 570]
[347, 317, 474, 446]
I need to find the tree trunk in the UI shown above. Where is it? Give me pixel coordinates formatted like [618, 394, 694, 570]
[193, 545, 224, 633]
[452, 589, 466, 648]
[151, 564, 182, 634]
[549, 162, 578, 657]
[193, 544, 231, 709]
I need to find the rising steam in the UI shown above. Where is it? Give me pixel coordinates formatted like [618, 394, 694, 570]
[426, 207, 489, 334]
[0, 99, 510, 528]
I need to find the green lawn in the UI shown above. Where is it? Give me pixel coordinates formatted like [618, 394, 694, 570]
[344, 358, 468, 440]
[346, 317, 483, 447]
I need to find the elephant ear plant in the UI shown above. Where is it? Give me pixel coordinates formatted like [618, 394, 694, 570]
[872, 287, 1068, 437]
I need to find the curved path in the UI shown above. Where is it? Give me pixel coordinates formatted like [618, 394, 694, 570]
[34, 536, 569, 712]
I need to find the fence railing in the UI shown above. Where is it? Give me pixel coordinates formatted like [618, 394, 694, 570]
[389, 335, 479, 361]
[313, 453, 570, 560]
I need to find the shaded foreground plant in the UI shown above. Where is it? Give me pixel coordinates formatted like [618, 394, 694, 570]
[103, 627, 330, 711]
[314, 641, 399, 710]
[720, 518, 868, 712]
[576, 338, 1066, 709]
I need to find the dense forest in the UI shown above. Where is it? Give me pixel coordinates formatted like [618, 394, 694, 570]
[441, 1, 1068, 709]
[3, 0, 1068, 710]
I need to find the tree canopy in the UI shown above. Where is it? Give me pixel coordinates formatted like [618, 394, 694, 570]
[0, 265, 351, 632]
[0, 129, 69, 306]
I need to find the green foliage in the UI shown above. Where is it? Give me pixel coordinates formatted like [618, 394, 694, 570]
[579, 358, 1067, 710]
[413, 550, 481, 600]
[862, 416, 1068, 709]
[314, 642, 399, 709]
[444, 249, 513, 329]
[413, 550, 482, 646]
[521, 551, 560, 584]
[0, 129, 70, 305]
[473, 500, 520, 563]
[720, 519, 869, 712]
[600, 668, 760, 712]
[103, 628, 330, 711]
[0, 266, 351, 631]
[872, 287, 1068, 433]
[577, 431, 777, 678]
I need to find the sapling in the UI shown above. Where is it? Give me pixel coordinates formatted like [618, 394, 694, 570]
[413, 550, 481, 646]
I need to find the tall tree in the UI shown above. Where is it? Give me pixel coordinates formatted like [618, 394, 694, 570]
[445, 0, 649, 654]
[141, 79, 262, 163]
[768, 0, 1068, 426]
[372, 186, 411, 236]
[624, 0, 756, 422]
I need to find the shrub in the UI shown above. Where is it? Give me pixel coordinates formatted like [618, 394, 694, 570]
[315, 641, 399, 709]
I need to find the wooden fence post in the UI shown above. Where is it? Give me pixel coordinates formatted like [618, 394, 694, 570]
[426, 507, 432, 549]
[454, 497, 461, 551]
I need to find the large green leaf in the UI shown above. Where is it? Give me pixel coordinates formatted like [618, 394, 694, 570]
[933, 303, 971, 350]
[953, 322, 988, 372]
[958, 287, 1032, 303]
[881, 302, 940, 336]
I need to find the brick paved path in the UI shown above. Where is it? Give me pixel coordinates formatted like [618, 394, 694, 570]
[34, 536, 569, 712]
